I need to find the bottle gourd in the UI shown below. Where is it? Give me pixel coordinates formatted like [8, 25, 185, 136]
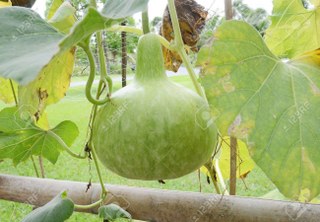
[92, 33, 217, 180]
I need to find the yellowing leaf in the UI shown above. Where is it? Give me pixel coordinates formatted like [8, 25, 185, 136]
[18, 48, 76, 116]
[201, 137, 255, 180]
[0, 1, 11, 8]
[265, 0, 320, 58]
[310, 0, 320, 7]
[48, 1, 76, 34]
[0, 78, 17, 104]
[47, 0, 64, 20]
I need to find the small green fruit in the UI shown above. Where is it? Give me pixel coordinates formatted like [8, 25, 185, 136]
[93, 33, 217, 180]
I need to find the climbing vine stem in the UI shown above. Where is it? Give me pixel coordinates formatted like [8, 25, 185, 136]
[167, 0, 225, 194]
[79, 43, 109, 105]
[167, 0, 206, 98]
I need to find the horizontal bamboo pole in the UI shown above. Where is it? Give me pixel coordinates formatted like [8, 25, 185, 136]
[0, 174, 319, 222]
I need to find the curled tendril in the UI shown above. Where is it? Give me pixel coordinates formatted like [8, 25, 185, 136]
[79, 43, 111, 105]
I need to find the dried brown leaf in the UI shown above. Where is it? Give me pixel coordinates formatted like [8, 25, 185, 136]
[161, 0, 208, 72]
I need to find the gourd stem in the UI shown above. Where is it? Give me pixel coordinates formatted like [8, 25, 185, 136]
[215, 159, 229, 195]
[142, 11, 150, 34]
[91, 144, 108, 195]
[85, 0, 109, 201]
[167, 0, 184, 49]
[179, 48, 206, 98]
[204, 162, 221, 194]
[46, 131, 87, 159]
[31, 156, 40, 178]
[157, 35, 173, 50]
[167, 0, 206, 98]
[74, 195, 106, 210]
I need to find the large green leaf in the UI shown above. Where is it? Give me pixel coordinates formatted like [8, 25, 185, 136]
[22, 191, 74, 222]
[0, 78, 17, 104]
[197, 21, 320, 201]
[18, 48, 76, 115]
[0, 7, 63, 85]
[48, 1, 77, 34]
[102, 0, 149, 19]
[265, 0, 320, 58]
[0, 107, 79, 165]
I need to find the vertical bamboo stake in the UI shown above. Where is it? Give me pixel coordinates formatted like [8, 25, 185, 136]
[121, 21, 127, 87]
[224, 0, 237, 195]
[225, 0, 233, 20]
[230, 137, 237, 195]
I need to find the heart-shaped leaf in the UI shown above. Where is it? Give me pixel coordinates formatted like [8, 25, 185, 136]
[22, 191, 74, 222]
[197, 20, 320, 201]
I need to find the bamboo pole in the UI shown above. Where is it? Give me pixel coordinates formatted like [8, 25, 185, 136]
[0, 174, 320, 222]
[224, 0, 237, 196]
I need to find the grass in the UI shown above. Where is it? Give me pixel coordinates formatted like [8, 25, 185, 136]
[0, 74, 275, 222]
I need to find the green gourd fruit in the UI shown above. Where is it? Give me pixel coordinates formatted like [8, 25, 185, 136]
[92, 33, 217, 180]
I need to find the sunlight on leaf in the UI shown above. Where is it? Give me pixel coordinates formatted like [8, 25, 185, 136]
[310, 0, 320, 7]
[48, 1, 77, 34]
[22, 191, 74, 222]
[265, 0, 320, 58]
[0, 0, 11, 7]
[201, 137, 255, 180]
[0, 78, 17, 104]
[197, 20, 320, 201]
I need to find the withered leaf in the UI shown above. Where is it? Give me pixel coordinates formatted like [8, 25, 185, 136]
[161, 0, 208, 72]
